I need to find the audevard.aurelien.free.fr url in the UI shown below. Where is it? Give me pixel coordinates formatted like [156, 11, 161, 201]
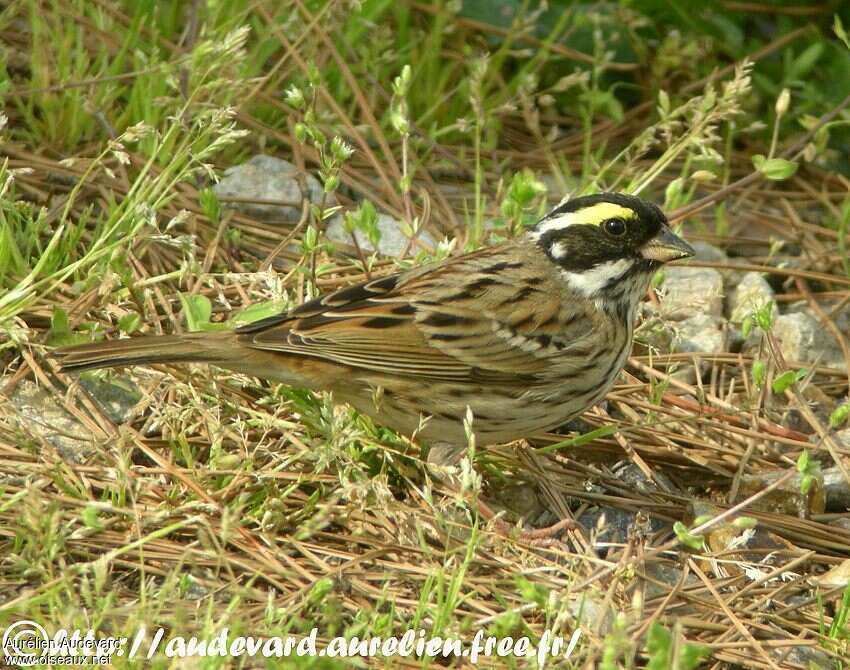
[2, 620, 582, 665]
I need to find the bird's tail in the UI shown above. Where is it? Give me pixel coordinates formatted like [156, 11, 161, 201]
[55, 333, 236, 373]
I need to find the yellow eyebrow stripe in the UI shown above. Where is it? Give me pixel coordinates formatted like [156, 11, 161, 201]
[532, 200, 640, 238]
[576, 202, 636, 225]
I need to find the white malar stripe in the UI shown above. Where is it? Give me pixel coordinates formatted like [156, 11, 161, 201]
[559, 258, 634, 297]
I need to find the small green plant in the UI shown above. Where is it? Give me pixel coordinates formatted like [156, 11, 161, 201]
[178, 293, 215, 332]
[600, 613, 631, 670]
[343, 199, 381, 272]
[467, 54, 490, 248]
[287, 75, 353, 202]
[286, 70, 354, 288]
[796, 449, 821, 497]
[836, 196, 850, 279]
[390, 64, 415, 220]
[825, 583, 850, 649]
[772, 368, 808, 395]
[497, 170, 547, 237]
[645, 622, 708, 670]
[673, 521, 706, 551]
[830, 403, 849, 429]
[751, 153, 798, 181]
[750, 87, 795, 181]
[743, 301, 782, 395]
[604, 62, 753, 196]
[752, 359, 767, 387]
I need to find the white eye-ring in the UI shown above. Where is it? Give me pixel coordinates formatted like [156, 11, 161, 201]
[603, 218, 627, 237]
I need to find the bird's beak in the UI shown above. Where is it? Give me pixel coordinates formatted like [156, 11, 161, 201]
[640, 226, 694, 263]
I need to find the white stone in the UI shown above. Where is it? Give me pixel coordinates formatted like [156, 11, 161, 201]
[690, 240, 728, 264]
[664, 313, 727, 384]
[787, 300, 850, 334]
[772, 312, 844, 369]
[3, 378, 94, 463]
[728, 272, 777, 324]
[673, 313, 727, 354]
[659, 266, 724, 320]
[689, 240, 750, 285]
[213, 155, 327, 221]
[326, 213, 436, 258]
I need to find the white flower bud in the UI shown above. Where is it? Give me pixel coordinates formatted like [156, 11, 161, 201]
[775, 88, 790, 117]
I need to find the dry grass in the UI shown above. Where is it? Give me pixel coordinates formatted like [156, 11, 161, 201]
[1, 2, 850, 668]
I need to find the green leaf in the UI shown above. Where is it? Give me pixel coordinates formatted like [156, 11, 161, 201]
[752, 360, 766, 386]
[829, 403, 849, 429]
[581, 89, 624, 123]
[231, 300, 285, 326]
[741, 315, 753, 338]
[646, 623, 672, 670]
[797, 449, 810, 474]
[515, 576, 548, 607]
[836, 15, 850, 51]
[788, 42, 824, 81]
[51, 307, 70, 337]
[658, 89, 670, 116]
[118, 312, 141, 335]
[752, 154, 798, 181]
[308, 577, 334, 603]
[679, 642, 709, 670]
[692, 514, 714, 527]
[81, 505, 104, 530]
[198, 188, 221, 222]
[536, 424, 620, 453]
[323, 174, 339, 193]
[796, 449, 820, 496]
[504, 170, 546, 209]
[48, 307, 85, 346]
[302, 224, 319, 253]
[771, 370, 805, 393]
[664, 177, 685, 209]
[673, 521, 705, 551]
[732, 516, 758, 530]
[800, 473, 814, 496]
[179, 294, 212, 332]
[646, 623, 707, 670]
[755, 302, 774, 330]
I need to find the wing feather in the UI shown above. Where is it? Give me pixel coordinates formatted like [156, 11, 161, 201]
[237, 245, 596, 383]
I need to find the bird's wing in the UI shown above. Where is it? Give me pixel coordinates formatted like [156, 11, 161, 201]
[236, 247, 597, 382]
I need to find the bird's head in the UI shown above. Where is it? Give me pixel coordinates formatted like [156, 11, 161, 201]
[528, 192, 694, 299]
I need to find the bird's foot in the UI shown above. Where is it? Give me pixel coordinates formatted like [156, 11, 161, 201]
[426, 443, 575, 546]
[476, 499, 576, 546]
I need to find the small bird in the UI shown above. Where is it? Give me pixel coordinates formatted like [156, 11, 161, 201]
[57, 193, 693, 456]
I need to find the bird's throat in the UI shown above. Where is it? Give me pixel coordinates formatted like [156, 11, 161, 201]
[557, 258, 637, 297]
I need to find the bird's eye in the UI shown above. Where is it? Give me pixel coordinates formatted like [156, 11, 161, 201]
[603, 218, 627, 237]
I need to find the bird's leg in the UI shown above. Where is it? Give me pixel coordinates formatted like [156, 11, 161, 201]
[475, 498, 577, 545]
[426, 442, 576, 544]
